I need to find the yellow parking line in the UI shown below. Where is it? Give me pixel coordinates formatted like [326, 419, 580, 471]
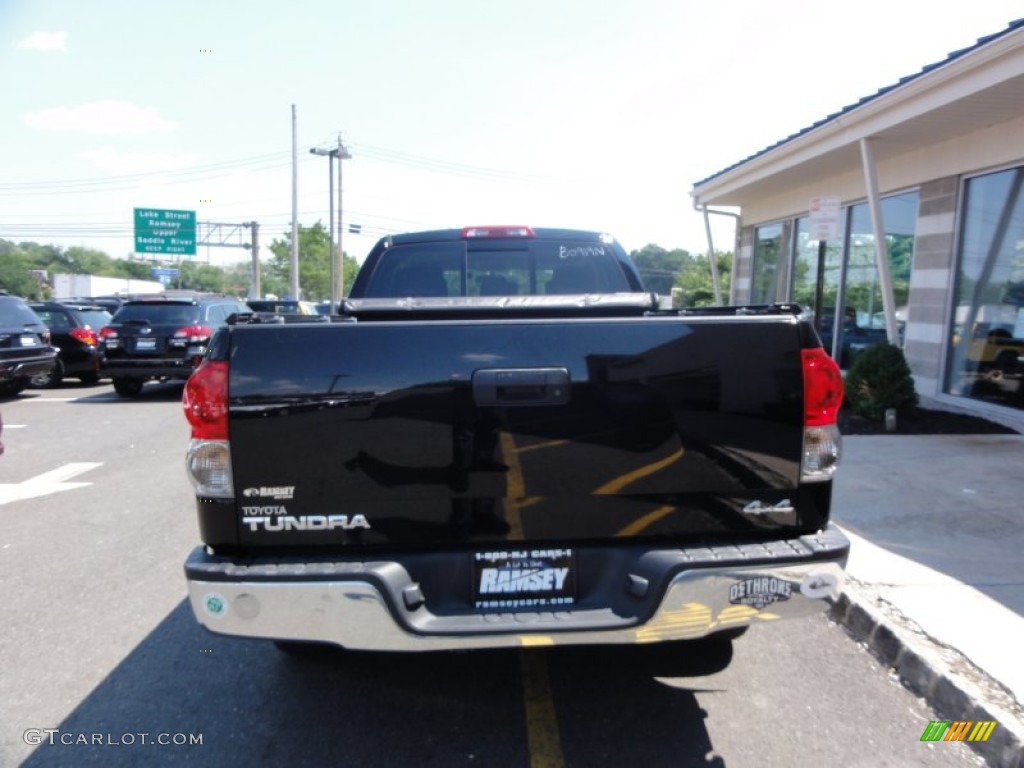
[593, 448, 684, 495]
[498, 432, 564, 766]
[520, 650, 565, 768]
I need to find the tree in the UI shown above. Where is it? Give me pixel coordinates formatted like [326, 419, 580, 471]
[267, 222, 331, 300]
[845, 343, 918, 421]
[109, 257, 157, 281]
[630, 244, 692, 295]
[627, 243, 734, 307]
[263, 222, 362, 300]
[674, 251, 732, 308]
[341, 252, 359, 297]
[176, 260, 229, 293]
[0, 246, 40, 297]
[62, 246, 115, 275]
[223, 262, 255, 298]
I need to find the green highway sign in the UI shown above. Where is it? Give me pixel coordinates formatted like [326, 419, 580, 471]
[134, 208, 196, 255]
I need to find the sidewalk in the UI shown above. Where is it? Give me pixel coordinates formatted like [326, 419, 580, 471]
[829, 434, 1024, 767]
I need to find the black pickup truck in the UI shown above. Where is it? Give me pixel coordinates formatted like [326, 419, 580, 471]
[182, 226, 848, 653]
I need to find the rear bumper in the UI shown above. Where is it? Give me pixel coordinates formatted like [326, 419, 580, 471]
[100, 356, 196, 380]
[0, 349, 58, 382]
[58, 345, 101, 375]
[185, 524, 850, 651]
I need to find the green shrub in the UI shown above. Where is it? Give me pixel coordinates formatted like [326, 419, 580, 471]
[844, 343, 918, 421]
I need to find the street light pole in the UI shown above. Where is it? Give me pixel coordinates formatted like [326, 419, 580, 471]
[311, 139, 351, 310]
[336, 136, 351, 304]
[309, 147, 335, 306]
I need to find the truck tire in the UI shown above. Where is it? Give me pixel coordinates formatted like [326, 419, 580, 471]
[0, 378, 27, 397]
[112, 377, 144, 398]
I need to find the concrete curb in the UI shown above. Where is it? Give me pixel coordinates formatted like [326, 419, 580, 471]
[830, 581, 1024, 768]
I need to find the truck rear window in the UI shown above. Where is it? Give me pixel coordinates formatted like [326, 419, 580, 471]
[362, 240, 633, 298]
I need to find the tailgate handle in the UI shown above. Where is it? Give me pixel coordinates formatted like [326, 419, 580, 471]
[472, 368, 570, 407]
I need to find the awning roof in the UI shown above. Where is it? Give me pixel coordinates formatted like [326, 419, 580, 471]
[691, 18, 1024, 208]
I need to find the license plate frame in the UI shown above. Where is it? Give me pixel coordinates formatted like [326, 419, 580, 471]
[135, 338, 157, 352]
[19, 335, 38, 347]
[472, 548, 576, 611]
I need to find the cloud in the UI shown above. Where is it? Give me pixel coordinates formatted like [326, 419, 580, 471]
[24, 101, 177, 136]
[80, 147, 198, 174]
[18, 31, 68, 51]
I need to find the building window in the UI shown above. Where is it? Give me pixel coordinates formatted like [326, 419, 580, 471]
[947, 167, 1024, 410]
[792, 216, 844, 345]
[752, 222, 789, 304]
[750, 192, 917, 366]
[835, 192, 917, 367]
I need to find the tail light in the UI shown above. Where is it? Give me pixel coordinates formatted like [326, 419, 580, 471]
[461, 225, 535, 239]
[801, 347, 843, 482]
[172, 325, 214, 345]
[183, 359, 233, 498]
[184, 360, 228, 439]
[70, 328, 99, 347]
[98, 327, 119, 348]
[802, 348, 843, 426]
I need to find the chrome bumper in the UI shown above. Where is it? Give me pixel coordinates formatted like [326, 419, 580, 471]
[185, 525, 849, 651]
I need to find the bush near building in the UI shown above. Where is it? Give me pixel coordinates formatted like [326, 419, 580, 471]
[844, 343, 918, 421]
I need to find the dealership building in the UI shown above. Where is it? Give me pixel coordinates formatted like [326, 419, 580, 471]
[691, 19, 1024, 431]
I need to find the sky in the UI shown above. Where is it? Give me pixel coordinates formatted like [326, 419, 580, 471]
[1, 0, 1021, 271]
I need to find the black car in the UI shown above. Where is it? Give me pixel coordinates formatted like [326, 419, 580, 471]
[99, 295, 250, 397]
[61, 296, 121, 315]
[0, 294, 58, 397]
[27, 301, 112, 387]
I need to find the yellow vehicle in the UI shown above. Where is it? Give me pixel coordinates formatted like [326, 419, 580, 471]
[963, 326, 1024, 374]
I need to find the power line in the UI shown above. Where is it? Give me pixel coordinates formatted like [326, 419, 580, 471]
[0, 137, 609, 253]
[0, 152, 293, 196]
[0, 139, 599, 202]
[350, 141, 592, 186]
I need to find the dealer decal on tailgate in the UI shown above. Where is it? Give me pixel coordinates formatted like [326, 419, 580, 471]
[473, 549, 575, 610]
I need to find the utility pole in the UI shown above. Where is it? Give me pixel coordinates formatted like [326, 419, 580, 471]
[248, 221, 260, 298]
[311, 137, 352, 309]
[310, 146, 336, 306]
[336, 135, 351, 303]
[290, 104, 300, 300]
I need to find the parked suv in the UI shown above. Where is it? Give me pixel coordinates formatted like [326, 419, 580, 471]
[99, 295, 249, 397]
[0, 294, 58, 397]
[27, 301, 112, 387]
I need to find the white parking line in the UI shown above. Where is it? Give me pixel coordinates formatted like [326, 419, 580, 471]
[0, 462, 103, 505]
[20, 397, 86, 403]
